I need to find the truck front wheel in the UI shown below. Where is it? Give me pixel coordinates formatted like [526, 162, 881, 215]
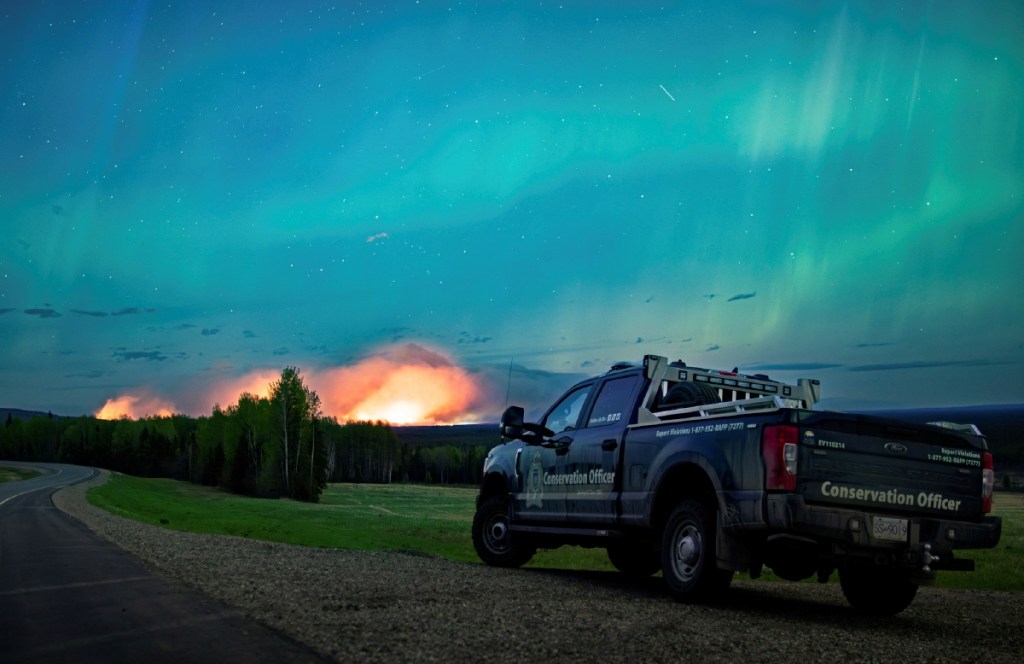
[661, 500, 733, 601]
[839, 563, 918, 615]
[472, 495, 536, 568]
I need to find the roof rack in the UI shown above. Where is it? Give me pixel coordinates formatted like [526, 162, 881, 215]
[634, 355, 821, 426]
[653, 395, 787, 421]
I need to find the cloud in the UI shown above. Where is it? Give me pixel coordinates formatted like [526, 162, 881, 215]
[855, 342, 894, 348]
[0, 308, 14, 315]
[706, 344, 720, 352]
[366, 231, 389, 243]
[24, 308, 61, 318]
[371, 343, 455, 368]
[65, 307, 155, 318]
[847, 360, 1005, 372]
[727, 292, 757, 302]
[243, 330, 256, 338]
[457, 331, 492, 345]
[500, 363, 592, 419]
[62, 307, 155, 317]
[272, 347, 289, 356]
[745, 362, 844, 371]
[379, 326, 417, 342]
[112, 349, 168, 362]
[65, 369, 110, 379]
[201, 328, 221, 336]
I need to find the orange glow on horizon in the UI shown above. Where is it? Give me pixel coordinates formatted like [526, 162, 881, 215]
[95, 394, 177, 420]
[316, 354, 482, 425]
[204, 369, 280, 410]
[94, 345, 487, 425]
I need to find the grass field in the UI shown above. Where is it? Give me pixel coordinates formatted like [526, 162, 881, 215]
[87, 475, 612, 570]
[86, 474, 1021, 590]
[0, 465, 41, 484]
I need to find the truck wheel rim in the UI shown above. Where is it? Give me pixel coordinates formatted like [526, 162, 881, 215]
[486, 515, 509, 553]
[672, 523, 701, 580]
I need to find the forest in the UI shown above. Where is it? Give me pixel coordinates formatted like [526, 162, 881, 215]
[0, 367, 494, 502]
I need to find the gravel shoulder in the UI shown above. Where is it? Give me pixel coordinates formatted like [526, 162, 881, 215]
[54, 471, 1023, 664]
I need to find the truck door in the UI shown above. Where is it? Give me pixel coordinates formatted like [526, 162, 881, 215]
[513, 382, 594, 522]
[563, 374, 641, 525]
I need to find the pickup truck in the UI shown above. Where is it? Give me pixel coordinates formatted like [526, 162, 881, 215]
[472, 355, 1002, 614]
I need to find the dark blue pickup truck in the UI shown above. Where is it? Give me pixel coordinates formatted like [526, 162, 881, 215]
[472, 355, 1002, 614]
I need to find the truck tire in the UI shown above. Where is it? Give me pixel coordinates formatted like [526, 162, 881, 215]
[472, 495, 536, 568]
[839, 563, 918, 615]
[607, 542, 662, 577]
[660, 381, 721, 410]
[661, 500, 733, 601]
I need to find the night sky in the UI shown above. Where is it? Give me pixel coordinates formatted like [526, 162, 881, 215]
[2, 2, 1022, 423]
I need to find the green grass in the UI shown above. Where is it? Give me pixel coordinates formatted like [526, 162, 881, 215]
[935, 491, 1023, 591]
[87, 474, 1020, 589]
[87, 474, 612, 570]
[0, 465, 42, 484]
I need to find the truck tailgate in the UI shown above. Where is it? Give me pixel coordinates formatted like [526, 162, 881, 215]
[795, 413, 987, 521]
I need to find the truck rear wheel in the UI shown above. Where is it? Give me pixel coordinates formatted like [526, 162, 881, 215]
[607, 542, 662, 577]
[661, 500, 733, 601]
[472, 495, 536, 568]
[839, 563, 918, 615]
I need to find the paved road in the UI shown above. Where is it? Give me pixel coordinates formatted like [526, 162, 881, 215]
[0, 461, 328, 664]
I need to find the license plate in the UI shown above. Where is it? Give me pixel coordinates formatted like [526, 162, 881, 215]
[872, 516, 908, 542]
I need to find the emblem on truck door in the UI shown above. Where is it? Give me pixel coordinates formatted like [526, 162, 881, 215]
[884, 442, 908, 455]
[526, 452, 544, 508]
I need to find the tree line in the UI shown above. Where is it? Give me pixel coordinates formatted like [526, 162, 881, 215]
[0, 367, 493, 502]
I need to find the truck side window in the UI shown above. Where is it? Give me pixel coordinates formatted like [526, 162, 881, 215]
[543, 385, 592, 433]
[587, 375, 639, 427]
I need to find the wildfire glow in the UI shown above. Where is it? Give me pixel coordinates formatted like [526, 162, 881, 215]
[93, 344, 486, 424]
[315, 345, 483, 425]
[95, 394, 177, 420]
[204, 369, 280, 409]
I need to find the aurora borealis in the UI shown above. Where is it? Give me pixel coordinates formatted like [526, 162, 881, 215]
[2, 2, 1022, 422]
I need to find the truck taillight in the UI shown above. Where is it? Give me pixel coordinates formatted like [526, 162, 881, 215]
[763, 425, 799, 491]
[982, 452, 994, 514]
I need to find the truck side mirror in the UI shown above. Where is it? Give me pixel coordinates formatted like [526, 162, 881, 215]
[500, 406, 525, 440]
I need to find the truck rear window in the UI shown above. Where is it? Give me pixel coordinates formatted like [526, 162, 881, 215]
[586, 375, 640, 427]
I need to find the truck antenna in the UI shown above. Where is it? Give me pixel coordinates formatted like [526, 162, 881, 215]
[504, 356, 514, 409]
